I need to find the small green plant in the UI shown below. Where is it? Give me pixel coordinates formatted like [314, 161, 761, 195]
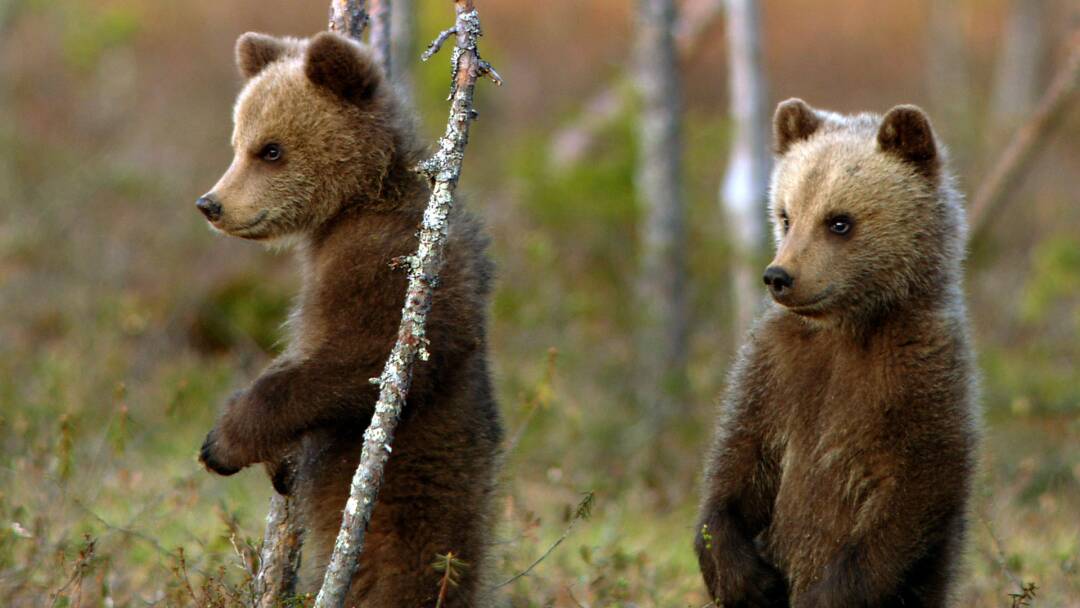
[1009, 581, 1037, 608]
[432, 551, 468, 608]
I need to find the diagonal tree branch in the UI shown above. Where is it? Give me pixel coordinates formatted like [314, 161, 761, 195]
[969, 30, 1080, 245]
[313, 1, 500, 606]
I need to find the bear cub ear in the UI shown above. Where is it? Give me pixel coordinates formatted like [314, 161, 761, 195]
[877, 105, 939, 178]
[236, 32, 293, 79]
[773, 98, 822, 154]
[304, 32, 382, 104]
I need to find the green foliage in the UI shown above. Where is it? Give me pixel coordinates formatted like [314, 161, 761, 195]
[189, 276, 292, 355]
[59, 3, 140, 71]
[1021, 235, 1080, 331]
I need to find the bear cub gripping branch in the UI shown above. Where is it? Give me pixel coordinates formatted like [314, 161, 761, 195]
[196, 32, 502, 607]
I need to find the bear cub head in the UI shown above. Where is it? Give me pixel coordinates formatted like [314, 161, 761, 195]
[197, 32, 405, 240]
[763, 98, 965, 325]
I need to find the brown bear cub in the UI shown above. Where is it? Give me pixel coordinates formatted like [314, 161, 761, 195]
[195, 32, 502, 607]
[695, 99, 979, 607]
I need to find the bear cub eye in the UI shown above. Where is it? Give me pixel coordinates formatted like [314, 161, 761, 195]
[780, 211, 791, 233]
[827, 215, 853, 236]
[259, 143, 283, 162]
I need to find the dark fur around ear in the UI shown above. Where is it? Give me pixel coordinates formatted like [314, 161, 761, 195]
[304, 32, 381, 104]
[773, 98, 822, 154]
[236, 32, 291, 79]
[877, 105, 938, 177]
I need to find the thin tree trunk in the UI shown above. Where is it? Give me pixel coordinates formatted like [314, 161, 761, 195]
[990, 0, 1048, 127]
[313, 1, 500, 605]
[255, 3, 383, 607]
[328, 0, 370, 39]
[635, 0, 688, 413]
[253, 494, 303, 608]
[368, 0, 392, 79]
[390, 0, 416, 104]
[329, 0, 390, 76]
[970, 32, 1080, 244]
[926, 0, 974, 156]
[720, 0, 770, 343]
[549, 0, 724, 169]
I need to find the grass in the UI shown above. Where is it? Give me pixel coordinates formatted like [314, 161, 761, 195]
[1, 2, 1077, 605]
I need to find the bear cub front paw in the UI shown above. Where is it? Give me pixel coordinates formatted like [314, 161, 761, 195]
[198, 426, 245, 476]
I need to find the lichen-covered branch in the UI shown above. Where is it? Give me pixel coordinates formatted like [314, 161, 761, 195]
[313, 2, 499, 606]
[254, 494, 303, 608]
[969, 32, 1080, 244]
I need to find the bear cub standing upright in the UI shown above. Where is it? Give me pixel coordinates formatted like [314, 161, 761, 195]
[695, 99, 979, 607]
[196, 32, 502, 607]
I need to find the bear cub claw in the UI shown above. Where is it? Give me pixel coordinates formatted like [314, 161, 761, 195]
[199, 428, 243, 476]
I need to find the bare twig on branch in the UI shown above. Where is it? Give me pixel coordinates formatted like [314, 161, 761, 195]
[313, 2, 500, 606]
[548, 0, 724, 169]
[969, 31, 1080, 244]
[720, 0, 770, 341]
[494, 491, 594, 589]
[254, 494, 303, 608]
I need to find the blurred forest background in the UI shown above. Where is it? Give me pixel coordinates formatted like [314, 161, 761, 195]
[1, 0, 1078, 606]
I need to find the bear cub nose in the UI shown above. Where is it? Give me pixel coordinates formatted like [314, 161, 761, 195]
[196, 196, 222, 222]
[763, 266, 794, 295]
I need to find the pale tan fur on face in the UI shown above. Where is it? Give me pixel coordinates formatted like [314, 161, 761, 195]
[204, 35, 393, 241]
[767, 103, 965, 327]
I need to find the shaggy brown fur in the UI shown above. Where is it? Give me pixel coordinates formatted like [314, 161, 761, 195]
[196, 32, 502, 607]
[695, 99, 979, 607]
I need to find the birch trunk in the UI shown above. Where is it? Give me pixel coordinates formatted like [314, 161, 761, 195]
[314, 1, 499, 605]
[970, 33, 1080, 243]
[549, 0, 723, 169]
[926, 0, 974, 155]
[720, 0, 770, 342]
[367, 0, 392, 79]
[390, 0, 416, 104]
[990, 0, 1048, 127]
[635, 0, 688, 412]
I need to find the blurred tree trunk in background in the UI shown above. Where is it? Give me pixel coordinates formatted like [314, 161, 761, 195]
[991, 0, 1048, 127]
[390, 0, 415, 104]
[367, 0, 392, 78]
[634, 0, 688, 414]
[926, 0, 974, 159]
[549, 0, 724, 169]
[721, 0, 770, 343]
